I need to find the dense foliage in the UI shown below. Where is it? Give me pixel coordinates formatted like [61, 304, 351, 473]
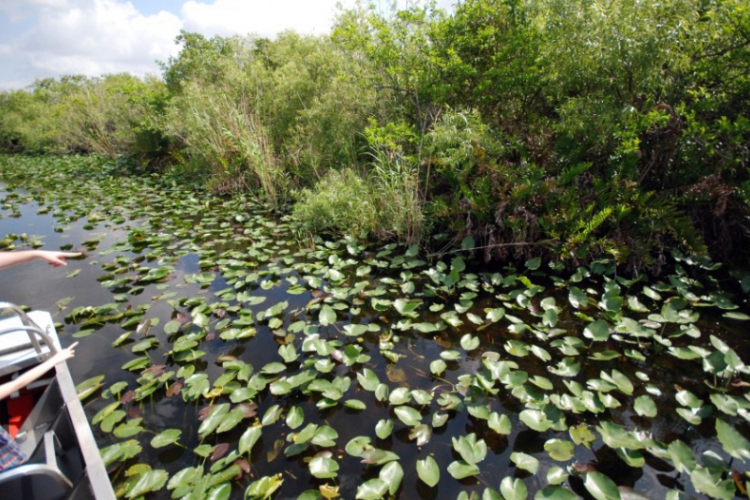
[1, 0, 748, 271]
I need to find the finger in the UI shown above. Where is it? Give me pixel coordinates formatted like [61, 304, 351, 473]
[68, 342, 79, 349]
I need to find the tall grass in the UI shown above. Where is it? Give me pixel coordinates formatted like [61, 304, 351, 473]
[167, 83, 284, 207]
[370, 149, 423, 244]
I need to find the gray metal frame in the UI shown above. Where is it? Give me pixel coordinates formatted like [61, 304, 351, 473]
[0, 302, 59, 378]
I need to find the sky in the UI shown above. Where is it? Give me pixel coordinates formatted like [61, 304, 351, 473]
[0, 0, 453, 90]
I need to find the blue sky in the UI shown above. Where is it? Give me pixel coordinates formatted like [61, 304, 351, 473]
[128, 0, 186, 16]
[0, 0, 454, 90]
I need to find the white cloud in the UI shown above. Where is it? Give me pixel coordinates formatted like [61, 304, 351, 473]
[0, 0, 456, 89]
[180, 0, 354, 38]
[0, 0, 183, 89]
[0, 0, 71, 24]
[0, 0, 71, 7]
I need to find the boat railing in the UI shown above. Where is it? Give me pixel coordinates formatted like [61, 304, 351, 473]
[0, 301, 59, 378]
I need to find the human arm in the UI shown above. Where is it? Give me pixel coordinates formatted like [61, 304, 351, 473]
[0, 250, 82, 270]
[0, 342, 78, 400]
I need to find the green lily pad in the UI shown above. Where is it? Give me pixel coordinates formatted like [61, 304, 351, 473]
[441, 349, 461, 361]
[76, 375, 105, 401]
[510, 451, 539, 473]
[150, 429, 182, 448]
[216, 409, 245, 433]
[357, 368, 380, 391]
[723, 311, 750, 321]
[690, 467, 735, 499]
[547, 467, 569, 485]
[544, 438, 574, 461]
[430, 359, 447, 375]
[375, 419, 393, 439]
[534, 486, 578, 500]
[668, 440, 696, 473]
[197, 404, 229, 438]
[345, 436, 371, 457]
[487, 412, 511, 435]
[245, 474, 283, 500]
[355, 478, 388, 500]
[447, 460, 480, 479]
[125, 469, 169, 499]
[344, 399, 366, 410]
[452, 433, 487, 465]
[569, 287, 588, 309]
[583, 320, 610, 342]
[417, 455, 440, 488]
[500, 477, 527, 500]
[319, 304, 336, 326]
[394, 406, 422, 426]
[286, 406, 304, 430]
[239, 426, 263, 455]
[716, 418, 750, 462]
[389, 387, 412, 405]
[633, 395, 657, 417]
[460, 333, 480, 351]
[584, 472, 621, 500]
[113, 419, 143, 439]
[309, 456, 339, 479]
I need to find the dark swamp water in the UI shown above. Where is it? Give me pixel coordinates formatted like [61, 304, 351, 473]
[1, 156, 749, 500]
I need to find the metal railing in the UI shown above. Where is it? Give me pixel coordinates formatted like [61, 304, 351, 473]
[0, 302, 58, 377]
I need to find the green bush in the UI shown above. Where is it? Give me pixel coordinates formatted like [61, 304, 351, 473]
[250, 33, 375, 183]
[0, 77, 83, 153]
[61, 74, 168, 157]
[293, 168, 380, 238]
[0, 75, 170, 161]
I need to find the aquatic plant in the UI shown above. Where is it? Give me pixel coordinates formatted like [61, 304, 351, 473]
[1, 155, 749, 499]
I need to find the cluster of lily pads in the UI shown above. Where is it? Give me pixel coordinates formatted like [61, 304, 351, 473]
[1, 155, 750, 500]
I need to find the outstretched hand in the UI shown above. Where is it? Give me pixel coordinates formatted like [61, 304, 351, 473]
[50, 342, 78, 364]
[37, 251, 82, 267]
[0, 250, 84, 270]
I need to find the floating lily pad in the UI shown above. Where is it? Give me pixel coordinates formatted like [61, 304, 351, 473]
[510, 451, 539, 473]
[500, 477, 528, 500]
[150, 429, 182, 448]
[584, 471, 621, 500]
[417, 455, 440, 487]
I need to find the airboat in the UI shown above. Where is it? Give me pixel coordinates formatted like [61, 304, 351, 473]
[0, 302, 115, 500]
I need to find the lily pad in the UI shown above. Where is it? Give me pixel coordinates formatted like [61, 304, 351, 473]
[309, 456, 339, 479]
[417, 455, 440, 488]
[150, 429, 182, 448]
[500, 477, 528, 500]
[584, 472, 621, 500]
[544, 438, 575, 461]
[510, 451, 539, 473]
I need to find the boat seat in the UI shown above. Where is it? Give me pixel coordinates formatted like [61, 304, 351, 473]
[0, 429, 74, 500]
[0, 384, 84, 500]
[14, 378, 66, 458]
